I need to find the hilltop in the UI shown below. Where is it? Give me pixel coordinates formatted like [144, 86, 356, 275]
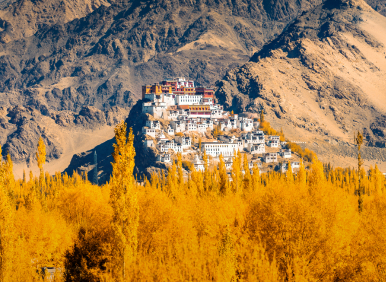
[216, 0, 386, 169]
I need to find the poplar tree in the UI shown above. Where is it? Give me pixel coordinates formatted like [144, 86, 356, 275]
[218, 226, 236, 281]
[243, 154, 251, 191]
[251, 163, 260, 191]
[231, 150, 242, 194]
[110, 121, 139, 281]
[296, 161, 307, 188]
[260, 109, 264, 123]
[355, 131, 364, 212]
[177, 153, 184, 187]
[203, 150, 211, 191]
[286, 162, 293, 184]
[36, 137, 46, 181]
[218, 154, 228, 195]
[0, 146, 15, 281]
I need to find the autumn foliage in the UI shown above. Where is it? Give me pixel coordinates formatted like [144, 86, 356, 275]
[1, 125, 386, 281]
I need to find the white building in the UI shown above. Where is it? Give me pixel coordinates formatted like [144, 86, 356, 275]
[239, 118, 253, 132]
[264, 153, 278, 163]
[175, 136, 191, 148]
[225, 158, 233, 170]
[281, 161, 300, 173]
[170, 121, 186, 133]
[268, 140, 280, 148]
[192, 155, 205, 171]
[186, 123, 197, 132]
[247, 143, 265, 154]
[142, 102, 167, 118]
[142, 127, 155, 138]
[168, 110, 178, 120]
[144, 93, 176, 107]
[201, 142, 238, 157]
[157, 140, 182, 153]
[197, 123, 209, 132]
[243, 132, 265, 145]
[281, 149, 291, 158]
[269, 136, 280, 141]
[145, 120, 161, 130]
[157, 154, 171, 163]
[167, 126, 174, 136]
[144, 139, 154, 148]
[175, 95, 202, 105]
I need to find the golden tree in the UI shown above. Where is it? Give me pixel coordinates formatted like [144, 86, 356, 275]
[355, 131, 364, 212]
[110, 121, 139, 280]
[218, 226, 236, 281]
[203, 150, 211, 191]
[286, 161, 293, 184]
[177, 153, 184, 187]
[0, 146, 15, 281]
[243, 153, 251, 191]
[260, 109, 264, 123]
[36, 137, 46, 191]
[218, 154, 228, 195]
[251, 163, 260, 191]
[296, 161, 306, 188]
[231, 150, 242, 194]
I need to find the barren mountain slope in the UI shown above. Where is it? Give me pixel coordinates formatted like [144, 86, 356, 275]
[216, 0, 386, 167]
[0, 0, 325, 170]
[0, 0, 112, 43]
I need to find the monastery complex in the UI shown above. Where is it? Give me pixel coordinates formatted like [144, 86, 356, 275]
[141, 78, 300, 173]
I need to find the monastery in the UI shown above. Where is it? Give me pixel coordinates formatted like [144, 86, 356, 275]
[141, 78, 298, 173]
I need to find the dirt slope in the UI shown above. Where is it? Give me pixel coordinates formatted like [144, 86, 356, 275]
[215, 0, 386, 167]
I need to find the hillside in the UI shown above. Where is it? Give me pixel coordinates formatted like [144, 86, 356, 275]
[0, 0, 112, 43]
[0, 0, 326, 174]
[0, 0, 385, 176]
[216, 0, 386, 168]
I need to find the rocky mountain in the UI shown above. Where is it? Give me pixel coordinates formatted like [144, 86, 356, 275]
[216, 0, 386, 168]
[0, 0, 329, 175]
[0, 0, 112, 43]
[1, 0, 386, 177]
